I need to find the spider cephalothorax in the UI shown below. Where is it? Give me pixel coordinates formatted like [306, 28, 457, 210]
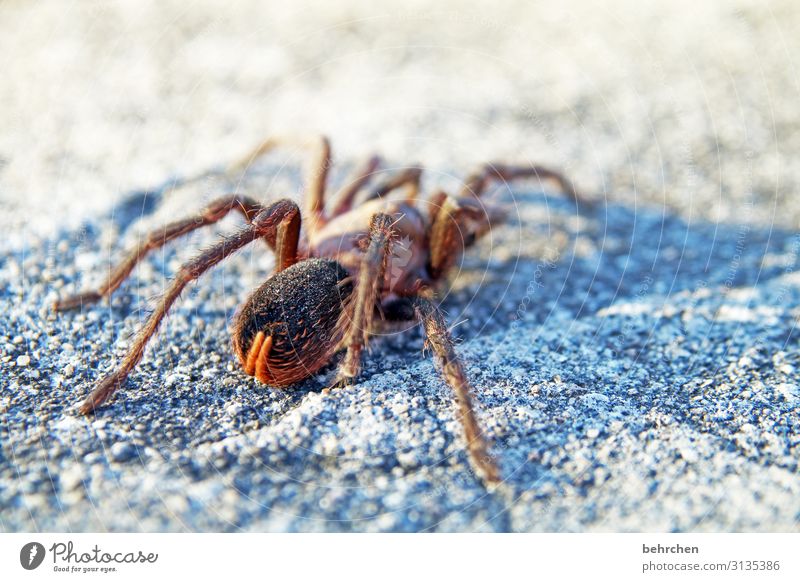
[54, 135, 586, 485]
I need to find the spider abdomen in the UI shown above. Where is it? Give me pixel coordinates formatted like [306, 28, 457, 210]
[232, 258, 353, 386]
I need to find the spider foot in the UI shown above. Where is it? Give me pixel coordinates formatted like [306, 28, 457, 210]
[78, 370, 126, 415]
[327, 374, 355, 391]
[53, 291, 103, 312]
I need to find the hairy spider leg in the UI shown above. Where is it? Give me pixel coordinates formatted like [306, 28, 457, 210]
[328, 154, 382, 216]
[414, 296, 501, 484]
[54, 194, 267, 311]
[228, 135, 331, 234]
[78, 199, 300, 414]
[332, 213, 396, 385]
[460, 162, 586, 207]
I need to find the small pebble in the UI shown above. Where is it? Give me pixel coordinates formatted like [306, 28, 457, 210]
[60, 465, 86, 491]
[110, 442, 136, 462]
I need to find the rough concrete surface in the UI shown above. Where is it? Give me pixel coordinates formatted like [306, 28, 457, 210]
[2, 0, 800, 531]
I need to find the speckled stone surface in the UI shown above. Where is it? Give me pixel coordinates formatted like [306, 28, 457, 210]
[1, 0, 799, 531]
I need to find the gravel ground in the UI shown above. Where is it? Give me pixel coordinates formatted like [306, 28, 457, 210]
[2, 0, 800, 532]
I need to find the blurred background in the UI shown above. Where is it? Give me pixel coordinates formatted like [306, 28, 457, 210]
[2, 0, 797, 240]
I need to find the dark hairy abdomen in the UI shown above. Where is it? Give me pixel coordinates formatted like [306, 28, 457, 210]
[232, 258, 353, 385]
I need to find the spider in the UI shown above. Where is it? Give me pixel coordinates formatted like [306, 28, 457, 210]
[53, 135, 585, 485]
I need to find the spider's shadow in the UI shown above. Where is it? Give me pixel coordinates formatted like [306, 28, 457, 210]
[43, 176, 800, 493]
[444, 192, 799, 496]
[359, 189, 796, 371]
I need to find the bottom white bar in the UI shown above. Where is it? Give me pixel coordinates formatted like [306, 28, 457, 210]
[1, 533, 797, 581]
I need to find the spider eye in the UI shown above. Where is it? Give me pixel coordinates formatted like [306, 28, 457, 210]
[233, 258, 353, 385]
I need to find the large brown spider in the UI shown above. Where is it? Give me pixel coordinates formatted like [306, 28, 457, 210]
[54, 135, 584, 485]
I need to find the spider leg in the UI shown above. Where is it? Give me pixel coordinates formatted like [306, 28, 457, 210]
[460, 162, 587, 207]
[413, 295, 501, 484]
[358, 166, 422, 206]
[328, 154, 382, 216]
[332, 213, 395, 385]
[77, 199, 301, 414]
[227, 134, 331, 234]
[54, 195, 268, 311]
[426, 192, 489, 280]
